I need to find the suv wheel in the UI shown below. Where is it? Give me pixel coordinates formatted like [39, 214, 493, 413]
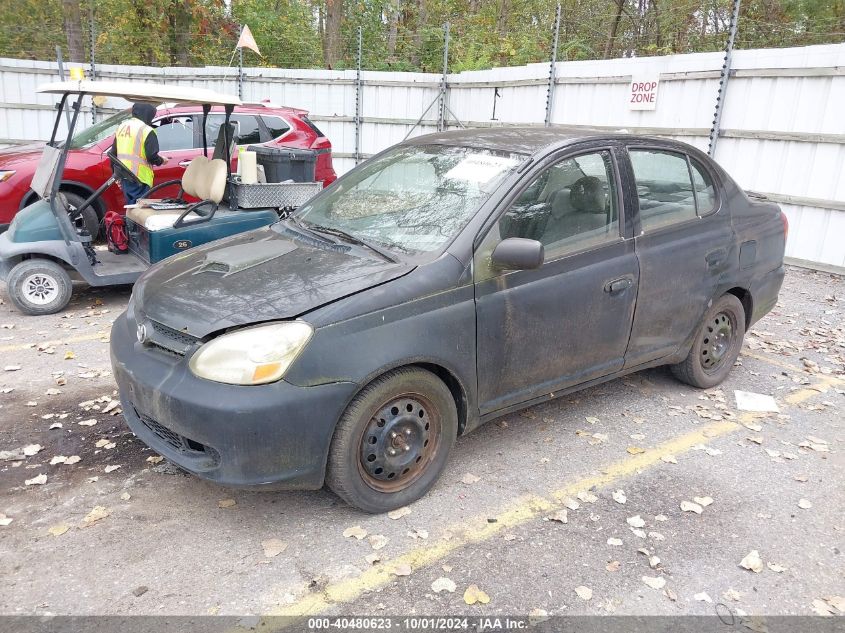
[671, 293, 746, 389]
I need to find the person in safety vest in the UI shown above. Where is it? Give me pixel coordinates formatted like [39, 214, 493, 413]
[112, 102, 169, 205]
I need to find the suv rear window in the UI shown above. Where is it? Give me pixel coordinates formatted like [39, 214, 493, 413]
[301, 116, 326, 138]
[261, 116, 291, 140]
[204, 114, 262, 146]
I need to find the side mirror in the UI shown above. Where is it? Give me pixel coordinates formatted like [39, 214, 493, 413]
[491, 237, 544, 271]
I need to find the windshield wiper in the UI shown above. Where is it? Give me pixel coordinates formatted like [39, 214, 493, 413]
[284, 215, 336, 245]
[305, 223, 399, 263]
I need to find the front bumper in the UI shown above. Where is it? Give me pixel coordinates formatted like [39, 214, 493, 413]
[110, 312, 358, 488]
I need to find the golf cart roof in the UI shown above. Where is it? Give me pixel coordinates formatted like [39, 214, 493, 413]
[38, 80, 241, 106]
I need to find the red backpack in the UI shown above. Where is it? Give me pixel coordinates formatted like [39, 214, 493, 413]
[105, 211, 129, 254]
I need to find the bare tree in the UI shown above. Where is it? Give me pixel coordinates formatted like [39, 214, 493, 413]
[61, 0, 86, 62]
[323, 0, 344, 67]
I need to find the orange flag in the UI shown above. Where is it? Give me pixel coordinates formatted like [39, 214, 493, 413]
[237, 25, 261, 56]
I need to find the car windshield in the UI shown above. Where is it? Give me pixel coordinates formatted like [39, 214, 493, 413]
[66, 109, 131, 149]
[290, 144, 524, 254]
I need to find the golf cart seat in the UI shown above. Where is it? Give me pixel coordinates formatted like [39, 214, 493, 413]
[126, 157, 227, 231]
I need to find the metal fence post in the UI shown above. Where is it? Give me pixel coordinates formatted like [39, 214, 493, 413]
[354, 26, 363, 164]
[88, 1, 96, 123]
[545, 4, 561, 127]
[437, 22, 450, 132]
[708, 0, 741, 157]
[238, 45, 244, 100]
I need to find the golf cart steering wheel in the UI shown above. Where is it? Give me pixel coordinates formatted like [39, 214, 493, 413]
[172, 200, 217, 229]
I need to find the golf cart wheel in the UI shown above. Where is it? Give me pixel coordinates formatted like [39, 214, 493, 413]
[7, 259, 73, 316]
[671, 293, 745, 389]
[326, 367, 457, 513]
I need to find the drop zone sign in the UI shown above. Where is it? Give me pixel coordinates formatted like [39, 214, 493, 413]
[629, 76, 660, 110]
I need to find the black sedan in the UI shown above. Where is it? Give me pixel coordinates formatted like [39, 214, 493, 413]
[111, 129, 787, 512]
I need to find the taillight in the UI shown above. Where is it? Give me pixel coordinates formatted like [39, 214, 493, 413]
[781, 210, 789, 241]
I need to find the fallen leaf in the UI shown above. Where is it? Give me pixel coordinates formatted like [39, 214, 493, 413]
[655, 514, 668, 522]
[547, 509, 568, 524]
[630, 528, 646, 538]
[0, 514, 12, 527]
[50, 456, 67, 465]
[64, 455, 81, 465]
[693, 496, 714, 507]
[585, 416, 600, 425]
[694, 592, 713, 603]
[365, 553, 381, 565]
[661, 454, 678, 464]
[734, 390, 780, 412]
[626, 515, 645, 528]
[642, 576, 666, 590]
[120, 492, 131, 501]
[261, 538, 288, 557]
[797, 498, 812, 509]
[44, 388, 62, 396]
[767, 562, 787, 573]
[78, 419, 97, 427]
[648, 531, 665, 541]
[811, 599, 836, 616]
[794, 474, 809, 482]
[648, 555, 661, 568]
[740, 550, 764, 573]
[680, 501, 703, 514]
[49, 422, 63, 430]
[64, 351, 75, 360]
[146, 456, 164, 464]
[723, 588, 742, 602]
[577, 491, 598, 503]
[387, 507, 411, 520]
[431, 577, 457, 593]
[391, 563, 412, 577]
[104, 465, 121, 473]
[824, 596, 845, 614]
[48, 523, 70, 536]
[407, 528, 428, 540]
[528, 609, 549, 625]
[95, 439, 110, 448]
[218, 498, 236, 508]
[25, 474, 47, 486]
[574, 586, 593, 601]
[612, 490, 627, 504]
[343, 525, 368, 540]
[627, 446, 646, 455]
[605, 560, 620, 572]
[461, 473, 480, 485]
[23, 444, 42, 457]
[82, 505, 110, 526]
[369, 534, 389, 550]
[607, 538, 623, 546]
[563, 498, 580, 510]
[664, 588, 678, 601]
[3, 365, 21, 371]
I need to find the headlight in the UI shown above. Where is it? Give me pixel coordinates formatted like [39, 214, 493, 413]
[188, 321, 313, 385]
[0, 170, 15, 183]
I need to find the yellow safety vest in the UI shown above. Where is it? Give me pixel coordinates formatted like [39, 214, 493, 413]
[115, 117, 155, 187]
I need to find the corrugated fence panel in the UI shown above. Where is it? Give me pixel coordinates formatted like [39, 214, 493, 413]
[1, 43, 843, 269]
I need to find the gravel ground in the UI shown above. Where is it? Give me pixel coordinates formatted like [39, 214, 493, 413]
[0, 266, 843, 623]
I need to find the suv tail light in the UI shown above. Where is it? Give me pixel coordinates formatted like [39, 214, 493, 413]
[781, 210, 789, 242]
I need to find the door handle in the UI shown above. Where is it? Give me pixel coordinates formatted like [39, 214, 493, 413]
[706, 248, 727, 268]
[178, 160, 192, 168]
[604, 277, 633, 294]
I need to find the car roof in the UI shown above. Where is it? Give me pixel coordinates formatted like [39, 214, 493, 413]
[403, 126, 690, 156]
[164, 103, 307, 117]
[38, 80, 241, 106]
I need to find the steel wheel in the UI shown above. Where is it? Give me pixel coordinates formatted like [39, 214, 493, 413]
[21, 273, 59, 306]
[700, 311, 735, 372]
[357, 394, 441, 493]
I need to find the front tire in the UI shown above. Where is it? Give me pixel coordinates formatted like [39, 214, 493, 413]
[326, 367, 458, 513]
[671, 293, 745, 389]
[6, 259, 73, 315]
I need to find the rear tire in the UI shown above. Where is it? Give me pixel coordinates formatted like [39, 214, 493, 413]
[326, 367, 458, 513]
[671, 293, 745, 389]
[6, 259, 73, 315]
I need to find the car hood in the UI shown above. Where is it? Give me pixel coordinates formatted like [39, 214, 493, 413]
[0, 143, 46, 168]
[134, 226, 414, 338]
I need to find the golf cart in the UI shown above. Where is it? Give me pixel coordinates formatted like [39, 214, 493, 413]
[0, 80, 322, 315]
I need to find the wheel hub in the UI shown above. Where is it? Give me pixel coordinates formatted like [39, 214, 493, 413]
[359, 396, 438, 492]
[22, 273, 58, 305]
[701, 311, 733, 370]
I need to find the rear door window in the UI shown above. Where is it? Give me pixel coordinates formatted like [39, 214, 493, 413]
[203, 114, 262, 147]
[629, 149, 697, 232]
[690, 158, 717, 215]
[261, 116, 291, 140]
[154, 115, 195, 151]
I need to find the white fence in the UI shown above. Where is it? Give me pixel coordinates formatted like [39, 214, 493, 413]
[1, 43, 844, 270]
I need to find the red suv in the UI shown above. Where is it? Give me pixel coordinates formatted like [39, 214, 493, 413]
[0, 103, 337, 233]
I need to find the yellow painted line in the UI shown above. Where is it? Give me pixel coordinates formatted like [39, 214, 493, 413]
[0, 330, 110, 353]
[253, 378, 832, 626]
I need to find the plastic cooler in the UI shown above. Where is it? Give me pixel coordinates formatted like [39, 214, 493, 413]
[247, 146, 317, 183]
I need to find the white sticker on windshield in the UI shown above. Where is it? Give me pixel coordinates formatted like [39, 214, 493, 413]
[444, 154, 517, 184]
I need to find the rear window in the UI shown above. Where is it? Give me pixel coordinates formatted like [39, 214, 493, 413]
[204, 114, 262, 146]
[301, 116, 326, 138]
[261, 116, 290, 140]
